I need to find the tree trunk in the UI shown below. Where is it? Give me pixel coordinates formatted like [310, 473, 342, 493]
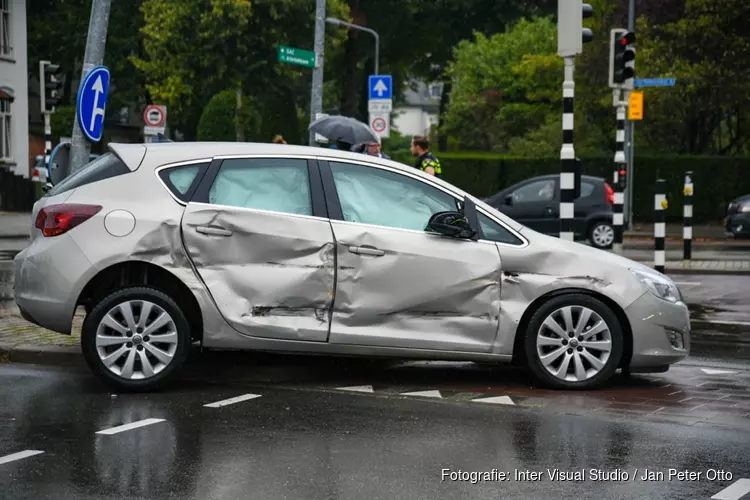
[235, 86, 245, 142]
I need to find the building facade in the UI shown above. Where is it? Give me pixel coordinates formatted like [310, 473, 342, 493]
[392, 81, 441, 138]
[0, 0, 29, 178]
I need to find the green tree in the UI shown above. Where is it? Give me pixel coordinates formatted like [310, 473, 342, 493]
[132, 0, 349, 141]
[635, 0, 750, 154]
[443, 17, 563, 152]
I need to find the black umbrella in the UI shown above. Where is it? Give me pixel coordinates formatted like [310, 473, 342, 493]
[308, 115, 379, 146]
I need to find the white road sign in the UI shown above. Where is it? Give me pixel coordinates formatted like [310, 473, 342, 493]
[144, 126, 166, 136]
[143, 105, 167, 128]
[369, 112, 390, 139]
[368, 99, 393, 113]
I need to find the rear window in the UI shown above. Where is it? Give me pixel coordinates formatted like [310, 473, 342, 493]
[158, 162, 210, 202]
[580, 181, 596, 198]
[45, 153, 130, 197]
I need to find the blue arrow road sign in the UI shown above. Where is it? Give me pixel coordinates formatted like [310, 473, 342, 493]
[76, 66, 110, 142]
[634, 78, 676, 88]
[368, 75, 392, 100]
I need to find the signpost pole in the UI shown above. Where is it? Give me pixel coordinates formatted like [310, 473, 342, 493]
[625, 0, 635, 230]
[70, 0, 112, 175]
[309, 0, 325, 146]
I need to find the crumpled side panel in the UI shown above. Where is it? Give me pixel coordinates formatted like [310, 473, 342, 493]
[328, 222, 502, 352]
[181, 204, 335, 342]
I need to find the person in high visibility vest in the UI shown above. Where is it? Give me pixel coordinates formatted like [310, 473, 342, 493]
[410, 135, 442, 179]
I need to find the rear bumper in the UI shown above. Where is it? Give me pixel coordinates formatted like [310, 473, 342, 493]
[625, 292, 691, 369]
[13, 233, 94, 335]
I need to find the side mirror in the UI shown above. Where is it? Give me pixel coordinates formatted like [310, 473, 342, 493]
[426, 211, 477, 239]
[504, 194, 514, 206]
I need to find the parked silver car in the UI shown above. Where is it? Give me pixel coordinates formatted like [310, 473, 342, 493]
[13, 142, 690, 391]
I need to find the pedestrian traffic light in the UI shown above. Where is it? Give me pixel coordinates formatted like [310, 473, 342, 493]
[609, 29, 636, 88]
[39, 60, 64, 113]
[557, 1, 594, 58]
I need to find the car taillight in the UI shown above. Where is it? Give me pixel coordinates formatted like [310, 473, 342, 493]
[35, 204, 102, 237]
[604, 182, 615, 205]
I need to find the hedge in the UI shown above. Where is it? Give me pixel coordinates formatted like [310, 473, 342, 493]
[387, 151, 750, 223]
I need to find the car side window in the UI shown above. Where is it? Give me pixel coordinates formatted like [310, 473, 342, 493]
[208, 158, 312, 216]
[329, 161, 458, 231]
[158, 162, 209, 202]
[580, 180, 595, 198]
[478, 213, 524, 245]
[512, 179, 556, 203]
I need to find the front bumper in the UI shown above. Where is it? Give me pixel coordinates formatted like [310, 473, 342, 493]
[725, 213, 750, 238]
[13, 233, 94, 335]
[625, 292, 691, 369]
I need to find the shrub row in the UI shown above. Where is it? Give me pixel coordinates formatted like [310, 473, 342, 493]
[388, 151, 750, 223]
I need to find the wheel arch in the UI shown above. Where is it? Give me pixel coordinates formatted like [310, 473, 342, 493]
[76, 260, 204, 342]
[511, 287, 633, 369]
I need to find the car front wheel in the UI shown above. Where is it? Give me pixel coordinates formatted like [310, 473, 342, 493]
[81, 286, 191, 391]
[524, 294, 623, 390]
[589, 221, 615, 249]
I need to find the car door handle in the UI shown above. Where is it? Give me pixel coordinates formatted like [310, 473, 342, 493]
[196, 226, 233, 237]
[348, 245, 385, 257]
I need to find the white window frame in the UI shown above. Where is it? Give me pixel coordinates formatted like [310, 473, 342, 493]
[0, 0, 11, 58]
[0, 99, 11, 161]
[428, 82, 443, 99]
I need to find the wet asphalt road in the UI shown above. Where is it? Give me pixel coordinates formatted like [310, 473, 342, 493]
[1, 362, 749, 500]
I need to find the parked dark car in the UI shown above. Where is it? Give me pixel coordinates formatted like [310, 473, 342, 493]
[484, 174, 615, 249]
[725, 194, 750, 238]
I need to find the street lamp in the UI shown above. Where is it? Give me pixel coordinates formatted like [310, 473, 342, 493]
[326, 17, 380, 75]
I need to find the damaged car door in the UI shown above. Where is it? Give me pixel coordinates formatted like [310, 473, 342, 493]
[181, 157, 335, 342]
[320, 159, 503, 353]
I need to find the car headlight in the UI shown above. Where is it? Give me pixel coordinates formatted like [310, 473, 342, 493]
[630, 268, 681, 303]
[740, 204, 750, 213]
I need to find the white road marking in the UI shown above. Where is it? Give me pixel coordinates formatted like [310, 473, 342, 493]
[693, 319, 750, 327]
[337, 385, 375, 393]
[472, 396, 515, 405]
[674, 281, 701, 286]
[96, 418, 165, 435]
[711, 478, 750, 500]
[401, 390, 442, 398]
[701, 368, 739, 375]
[204, 393, 262, 408]
[0, 450, 44, 465]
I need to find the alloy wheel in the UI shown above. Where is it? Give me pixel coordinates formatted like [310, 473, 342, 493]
[95, 300, 179, 380]
[535, 305, 612, 383]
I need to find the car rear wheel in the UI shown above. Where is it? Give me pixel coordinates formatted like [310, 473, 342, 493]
[589, 221, 614, 249]
[81, 286, 191, 392]
[524, 294, 623, 390]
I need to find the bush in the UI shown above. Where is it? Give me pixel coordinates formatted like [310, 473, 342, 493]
[197, 90, 260, 141]
[381, 151, 750, 223]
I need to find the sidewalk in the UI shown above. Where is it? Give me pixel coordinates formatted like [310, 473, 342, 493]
[625, 223, 729, 241]
[0, 212, 31, 239]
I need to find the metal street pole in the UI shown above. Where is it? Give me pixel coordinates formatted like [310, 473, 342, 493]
[309, 0, 326, 146]
[70, 0, 112, 174]
[326, 17, 380, 75]
[625, 0, 636, 229]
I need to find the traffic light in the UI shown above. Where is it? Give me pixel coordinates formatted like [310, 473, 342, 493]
[618, 167, 627, 190]
[39, 60, 64, 113]
[609, 30, 636, 87]
[557, 1, 594, 58]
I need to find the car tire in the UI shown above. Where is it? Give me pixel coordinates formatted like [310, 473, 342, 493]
[589, 221, 615, 249]
[81, 286, 192, 392]
[523, 293, 623, 390]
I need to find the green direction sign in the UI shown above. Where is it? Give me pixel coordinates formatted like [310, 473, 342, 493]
[278, 46, 316, 68]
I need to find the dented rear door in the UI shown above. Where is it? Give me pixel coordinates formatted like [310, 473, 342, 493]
[181, 157, 334, 342]
[321, 159, 502, 353]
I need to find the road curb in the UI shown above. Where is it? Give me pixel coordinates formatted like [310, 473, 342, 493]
[0, 342, 84, 367]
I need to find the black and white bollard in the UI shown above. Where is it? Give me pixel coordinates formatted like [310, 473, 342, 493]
[683, 171, 693, 262]
[654, 179, 666, 273]
[613, 105, 626, 254]
[559, 57, 576, 242]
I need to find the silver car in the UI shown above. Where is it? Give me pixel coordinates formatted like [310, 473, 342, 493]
[13, 142, 690, 391]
